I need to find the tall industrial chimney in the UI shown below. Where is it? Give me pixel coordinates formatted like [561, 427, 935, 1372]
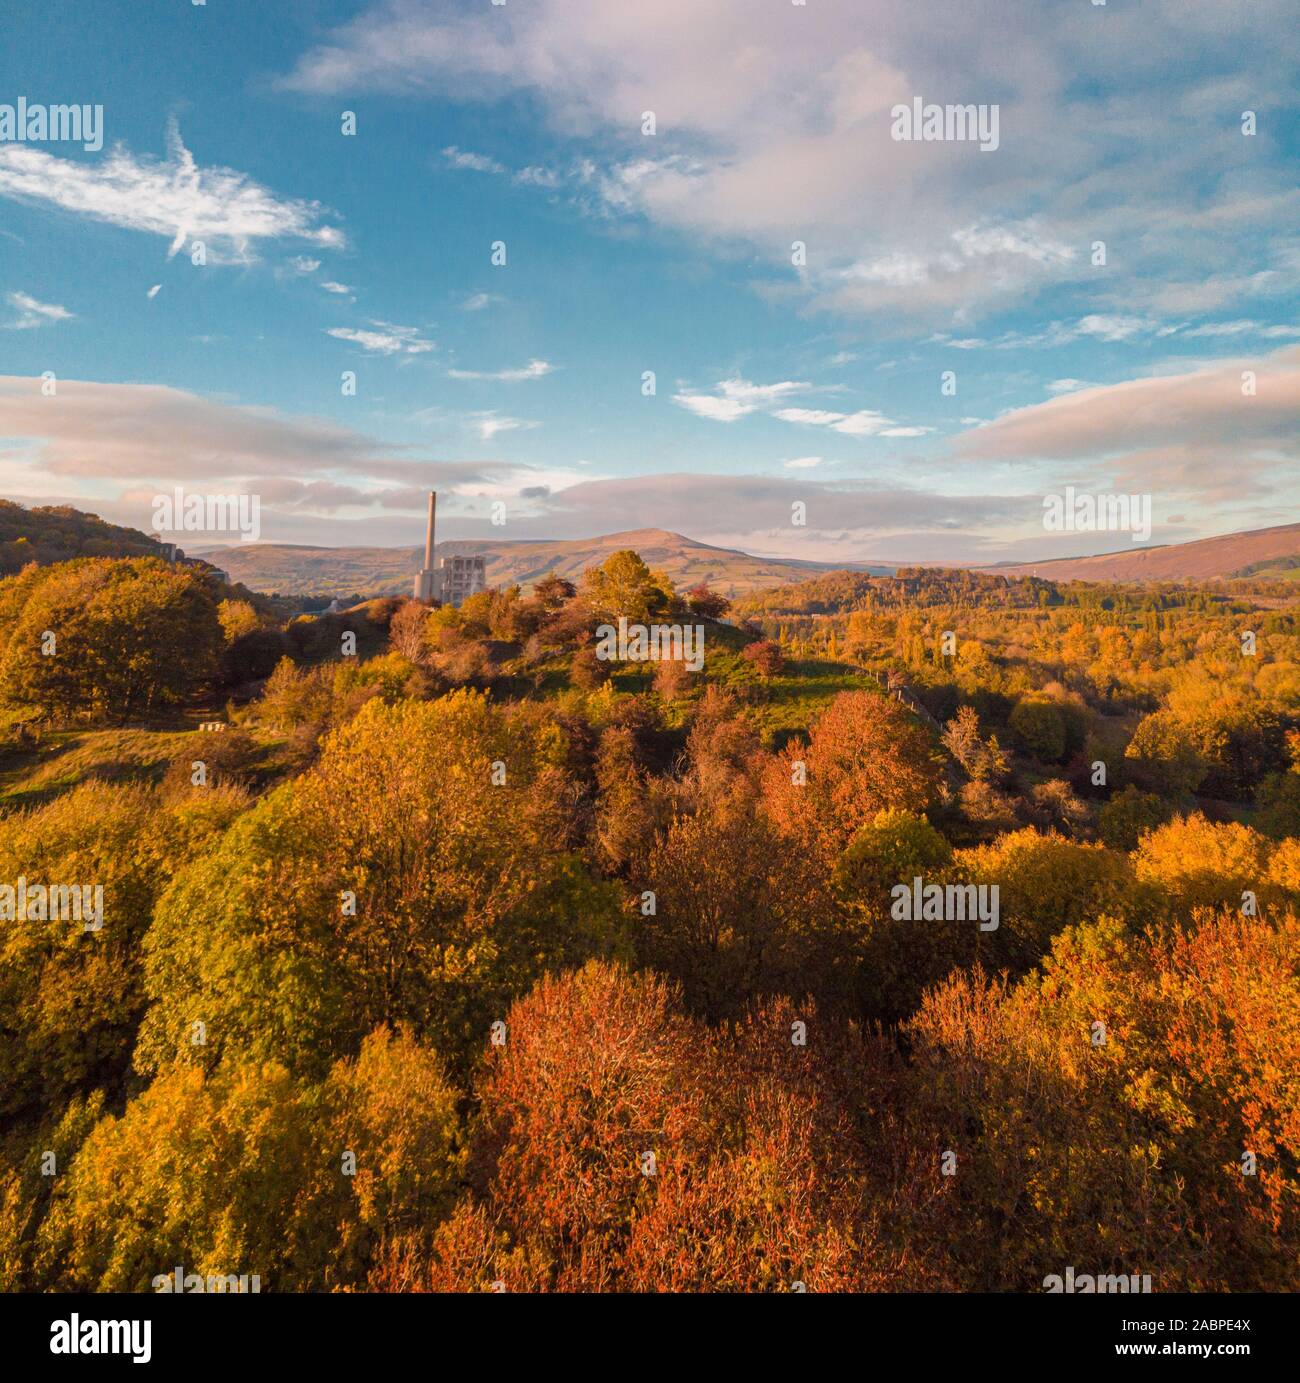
[413, 489, 438, 601]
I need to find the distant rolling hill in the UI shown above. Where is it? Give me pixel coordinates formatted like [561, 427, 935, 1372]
[196, 528, 896, 599]
[985, 523, 1300, 583]
[14, 501, 1299, 597]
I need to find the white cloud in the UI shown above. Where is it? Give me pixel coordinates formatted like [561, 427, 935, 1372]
[472, 411, 539, 441]
[515, 165, 562, 189]
[784, 455, 823, 468]
[280, 0, 1300, 324]
[673, 385, 932, 438]
[5, 290, 73, 329]
[673, 392, 753, 423]
[460, 292, 502, 311]
[0, 374, 562, 546]
[441, 146, 506, 174]
[832, 410, 894, 437]
[1178, 319, 1300, 339]
[719, 377, 809, 406]
[326, 321, 433, 355]
[673, 376, 810, 423]
[448, 358, 556, 381]
[773, 405, 929, 438]
[1074, 314, 1155, 343]
[0, 119, 343, 261]
[320, 280, 352, 294]
[146, 284, 161, 300]
[772, 408, 846, 427]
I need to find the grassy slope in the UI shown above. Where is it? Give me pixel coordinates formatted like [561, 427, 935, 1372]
[0, 724, 288, 811]
[0, 728, 195, 808]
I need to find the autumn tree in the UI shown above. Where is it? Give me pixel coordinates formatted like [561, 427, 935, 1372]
[136, 693, 626, 1081]
[763, 690, 942, 858]
[1133, 813, 1276, 914]
[942, 704, 1008, 782]
[684, 583, 730, 620]
[742, 639, 785, 677]
[567, 641, 609, 690]
[393, 963, 915, 1292]
[1008, 696, 1067, 763]
[0, 557, 223, 723]
[387, 598, 430, 663]
[532, 571, 576, 610]
[638, 793, 826, 1021]
[831, 808, 974, 1021]
[33, 1028, 460, 1291]
[1097, 785, 1177, 851]
[905, 910, 1300, 1290]
[957, 827, 1141, 972]
[0, 780, 245, 1119]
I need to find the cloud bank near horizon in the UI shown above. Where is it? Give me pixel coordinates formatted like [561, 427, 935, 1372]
[3, 356, 1293, 562]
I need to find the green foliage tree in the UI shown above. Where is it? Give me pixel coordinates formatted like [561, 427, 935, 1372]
[1097, 784, 1178, 851]
[1008, 697, 1067, 762]
[580, 550, 675, 624]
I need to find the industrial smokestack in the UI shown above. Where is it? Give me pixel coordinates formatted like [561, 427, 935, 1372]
[413, 489, 438, 602]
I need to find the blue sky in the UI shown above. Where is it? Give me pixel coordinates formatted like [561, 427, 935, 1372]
[0, 0, 1297, 563]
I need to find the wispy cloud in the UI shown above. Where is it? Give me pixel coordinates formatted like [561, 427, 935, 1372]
[0, 118, 343, 262]
[326, 321, 433, 355]
[471, 411, 540, 441]
[771, 408, 845, 427]
[5, 290, 73, 329]
[674, 377, 931, 437]
[773, 406, 933, 439]
[448, 358, 555, 381]
[1182, 320, 1300, 339]
[441, 145, 506, 175]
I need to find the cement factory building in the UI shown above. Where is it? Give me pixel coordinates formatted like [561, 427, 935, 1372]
[413, 490, 486, 607]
